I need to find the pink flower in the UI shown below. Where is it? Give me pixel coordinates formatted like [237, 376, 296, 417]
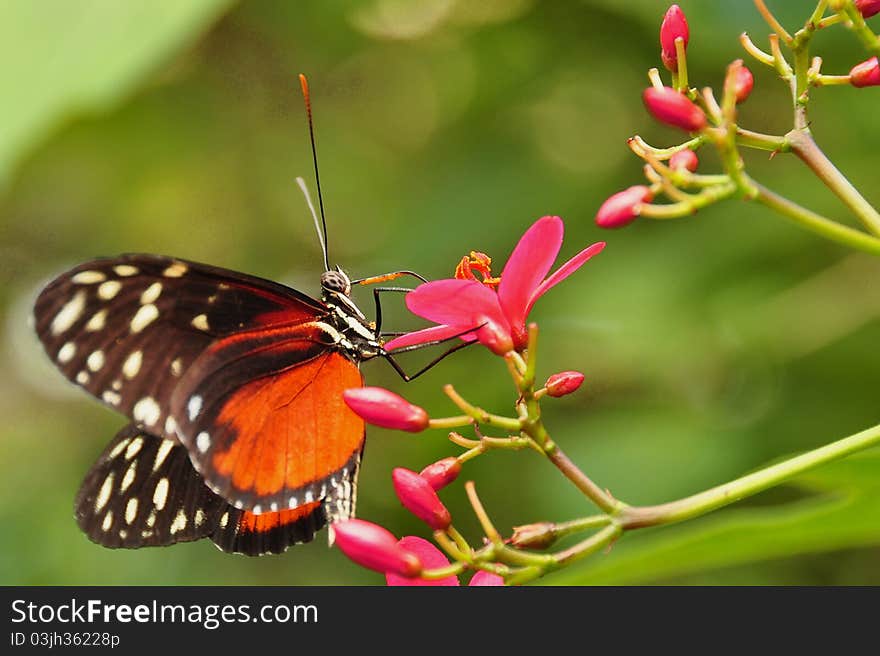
[419, 457, 462, 491]
[333, 519, 422, 577]
[545, 370, 585, 397]
[385, 537, 505, 586]
[669, 149, 699, 172]
[733, 64, 754, 103]
[595, 185, 653, 229]
[392, 468, 452, 530]
[660, 4, 689, 72]
[643, 87, 707, 132]
[856, 0, 880, 19]
[385, 216, 605, 353]
[342, 387, 429, 432]
[850, 57, 880, 88]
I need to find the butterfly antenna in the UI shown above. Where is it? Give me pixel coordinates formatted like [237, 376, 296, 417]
[298, 73, 331, 272]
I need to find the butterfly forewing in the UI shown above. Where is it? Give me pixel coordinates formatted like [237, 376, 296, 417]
[76, 425, 328, 555]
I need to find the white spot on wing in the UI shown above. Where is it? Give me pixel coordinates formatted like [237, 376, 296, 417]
[98, 280, 122, 300]
[50, 290, 86, 335]
[85, 309, 107, 332]
[125, 437, 144, 460]
[195, 509, 206, 527]
[163, 416, 177, 437]
[140, 282, 162, 305]
[86, 350, 105, 372]
[191, 314, 209, 331]
[120, 461, 136, 492]
[72, 270, 106, 284]
[154, 439, 175, 470]
[95, 473, 114, 512]
[188, 395, 202, 421]
[76, 371, 90, 384]
[169, 509, 187, 534]
[170, 358, 183, 377]
[108, 438, 130, 459]
[58, 342, 76, 363]
[122, 350, 142, 379]
[288, 496, 298, 509]
[219, 511, 229, 529]
[252, 504, 262, 514]
[102, 511, 113, 532]
[125, 498, 138, 524]
[130, 304, 158, 333]
[146, 511, 156, 528]
[153, 478, 169, 510]
[133, 397, 161, 426]
[163, 262, 187, 277]
[114, 264, 138, 277]
[102, 390, 121, 406]
[196, 431, 211, 453]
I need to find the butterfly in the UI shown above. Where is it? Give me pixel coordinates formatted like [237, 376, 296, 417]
[32, 75, 438, 556]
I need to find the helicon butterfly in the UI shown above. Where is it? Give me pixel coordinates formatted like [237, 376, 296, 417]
[32, 75, 449, 556]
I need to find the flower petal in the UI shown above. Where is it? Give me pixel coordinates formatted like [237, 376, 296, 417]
[497, 216, 564, 331]
[469, 570, 505, 586]
[386, 536, 460, 586]
[406, 279, 505, 326]
[384, 324, 477, 352]
[527, 241, 605, 315]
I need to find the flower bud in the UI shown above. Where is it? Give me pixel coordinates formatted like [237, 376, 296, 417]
[419, 457, 462, 491]
[856, 0, 880, 19]
[660, 5, 689, 72]
[595, 185, 653, 229]
[469, 571, 505, 586]
[545, 370, 585, 397]
[510, 521, 558, 549]
[669, 148, 699, 172]
[733, 64, 754, 103]
[392, 468, 452, 530]
[850, 56, 880, 88]
[643, 87, 707, 131]
[342, 387, 429, 432]
[386, 536, 460, 586]
[333, 519, 422, 577]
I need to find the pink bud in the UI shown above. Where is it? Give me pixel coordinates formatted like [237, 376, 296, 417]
[595, 185, 653, 229]
[734, 64, 754, 103]
[545, 371, 585, 397]
[856, 0, 880, 19]
[850, 56, 880, 88]
[669, 149, 699, 172]
[342, 387, 429, 432]
[392, 468, 452, 530]
[469, 571, 505, 586]
[643, 87, 707, 132]
[660, 5, 689, 72]
[386, 536, 460, 586]
[333, 519, 422, 577]
[419, 457, 462, 491]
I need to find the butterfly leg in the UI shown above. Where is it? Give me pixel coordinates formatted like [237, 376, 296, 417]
[369, 286, 413, 335]
[382, 340, 473, 382]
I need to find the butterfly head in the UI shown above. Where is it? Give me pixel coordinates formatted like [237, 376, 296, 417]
[320, 267, 352, 298]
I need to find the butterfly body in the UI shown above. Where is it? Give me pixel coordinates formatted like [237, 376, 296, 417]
[34, 253, 380, 555]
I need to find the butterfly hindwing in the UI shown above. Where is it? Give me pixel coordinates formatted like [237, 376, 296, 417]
[33, 254, 328, 441]
[76, 425, 329, 555]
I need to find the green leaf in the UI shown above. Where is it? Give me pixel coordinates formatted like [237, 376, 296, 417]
[547, 451, 880, 585]
[0, 0, 234, 186]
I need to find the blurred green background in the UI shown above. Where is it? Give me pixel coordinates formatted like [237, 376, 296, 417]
[2, 0, 880, 585]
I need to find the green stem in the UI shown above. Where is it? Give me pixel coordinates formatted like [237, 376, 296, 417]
[735, 127, 789, 151]
[751, 180, 880, 254]
[542, 443, 622, 514]
[618, 421, 880, 529]
[786, 129, 880, 236]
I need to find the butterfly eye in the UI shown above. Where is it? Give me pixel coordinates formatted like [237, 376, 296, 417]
[320, 270, 350, 295]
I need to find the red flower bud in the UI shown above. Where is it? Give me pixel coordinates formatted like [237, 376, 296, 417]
[595, 185, 653, 229]
[333, 519, 422, 577]
[469, 571, 505, 586]
[643, 87, 707, 131]
[660, 5, 689, 72]
[545, 370, 585, 397]
[856, 0, 880, 19]
[669, 148, 699, 172]
[419, 457, 462, 491]
[392, 468, 452, 530]
[850, 56, 880, 88]
[734, 64, 754, 103]
[386, 536, 460, 586]
[342, 387, 429, 432]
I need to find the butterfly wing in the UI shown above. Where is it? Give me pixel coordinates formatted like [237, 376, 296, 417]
[76, 425, 327, 555]
[33, 254, 327, 440]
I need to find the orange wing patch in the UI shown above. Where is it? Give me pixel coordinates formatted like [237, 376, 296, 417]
[238, 502, 323, 533]
[203, 351, 364, 511]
